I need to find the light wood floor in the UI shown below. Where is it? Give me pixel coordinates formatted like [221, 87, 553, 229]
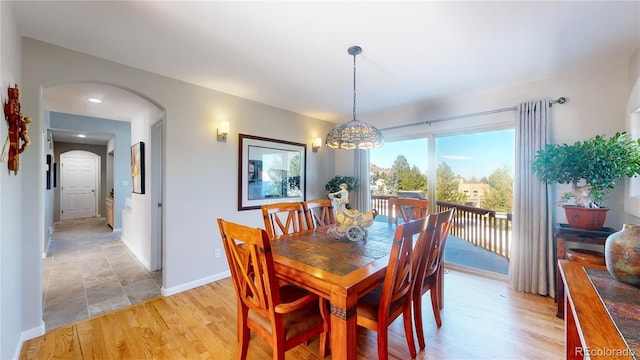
[21, 269, 564, 359]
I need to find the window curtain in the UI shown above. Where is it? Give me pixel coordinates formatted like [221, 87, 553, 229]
[508, 99, 555, 297]
[354, 149, 370, 211]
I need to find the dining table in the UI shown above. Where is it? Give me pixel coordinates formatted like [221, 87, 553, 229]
[270, 221, 397, 360]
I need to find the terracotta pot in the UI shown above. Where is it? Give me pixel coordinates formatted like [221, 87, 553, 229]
[562, 205, 609, 230]
[605, 224, 640, 286]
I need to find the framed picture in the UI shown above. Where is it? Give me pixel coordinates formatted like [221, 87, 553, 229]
[238, 134, 306, 211]
[131, 142, 145, 194]
[46, 154, 52, 190]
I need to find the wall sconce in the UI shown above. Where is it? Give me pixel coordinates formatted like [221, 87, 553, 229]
[312, 137, 322, 152]
[217, 121, 230, 142]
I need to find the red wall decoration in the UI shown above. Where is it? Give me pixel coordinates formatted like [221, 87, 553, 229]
[2, 84, 31, 175]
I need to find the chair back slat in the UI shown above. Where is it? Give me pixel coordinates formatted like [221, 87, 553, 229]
[390, 198, 429, 225]
[217, 219, 279, 316]
[302, 199, 336, 229]
[379, 217, 428, 318]
[413, 209, 455, 291]
[261, 202, 309, 239]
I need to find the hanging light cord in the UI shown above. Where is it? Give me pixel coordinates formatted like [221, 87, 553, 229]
[352, 51, 357, 121]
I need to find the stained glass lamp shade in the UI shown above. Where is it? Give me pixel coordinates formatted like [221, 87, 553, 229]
[325, 46, 384, 150]
[325, 119, 384, 150]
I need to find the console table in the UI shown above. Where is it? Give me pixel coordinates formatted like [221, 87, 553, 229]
[559, 260, 637, 359]
[555, 224, 614, 318]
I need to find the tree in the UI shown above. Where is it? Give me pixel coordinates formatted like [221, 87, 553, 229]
[385, 155, 428, 193]
[482, 164, 514, 212]
[401, 165, 428, 191]
[436, 162, 466, 204]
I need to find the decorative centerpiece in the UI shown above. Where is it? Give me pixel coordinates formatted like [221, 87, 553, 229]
[531, 132, 640, 230]
[605, 224, 640, 286]
[327, 182, 377, 241]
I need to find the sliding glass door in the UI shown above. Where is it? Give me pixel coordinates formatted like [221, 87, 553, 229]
[370, 127, 514, 275]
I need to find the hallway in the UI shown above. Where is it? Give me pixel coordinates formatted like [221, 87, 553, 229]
[42, 217, 162, 331]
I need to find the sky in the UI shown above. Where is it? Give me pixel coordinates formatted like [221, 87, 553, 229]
[370, 128, 515, 180]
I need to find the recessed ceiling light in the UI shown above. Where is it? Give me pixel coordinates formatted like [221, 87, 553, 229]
[77, 134, 86, 138]
[88, 98, 102, 103]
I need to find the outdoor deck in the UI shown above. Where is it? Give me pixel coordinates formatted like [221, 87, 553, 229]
[375, 214, 509, 276]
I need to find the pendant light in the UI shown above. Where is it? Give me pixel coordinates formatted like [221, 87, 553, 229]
[325, 46, 384, 150]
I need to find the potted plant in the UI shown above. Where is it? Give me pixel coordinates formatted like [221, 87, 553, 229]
[531, 132, 640, 230]
[325, 175, 360, 194]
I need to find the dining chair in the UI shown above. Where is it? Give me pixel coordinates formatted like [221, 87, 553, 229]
[216, 219, 330, 360]
[389, 198, 429, 226]
[412, 209, 455, 350]
[356, 217, 428, 360]
[302, 199, 336, 230]
[261, 202, 310, 240]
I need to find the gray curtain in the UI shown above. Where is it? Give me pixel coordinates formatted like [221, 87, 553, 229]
[354, 149, 370, 211]
[508, 99, 555, 297]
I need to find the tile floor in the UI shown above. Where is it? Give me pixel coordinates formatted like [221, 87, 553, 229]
[42, 217, 162, 331]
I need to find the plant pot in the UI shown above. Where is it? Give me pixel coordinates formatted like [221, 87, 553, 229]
[605, 224, 640, 286]
[562, 205, 610, 231]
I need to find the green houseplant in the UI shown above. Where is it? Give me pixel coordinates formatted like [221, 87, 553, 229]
[325, 175, 360, 194]
[531, 131, 640, 230]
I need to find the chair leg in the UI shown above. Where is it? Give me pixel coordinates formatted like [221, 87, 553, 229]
[402, 307, 417, 358]
[238, 306, 250, 360]
[430, 288, 442, 328]
[413, 292, 426, 350]
[318, 299, 331, 358]
[377, 327, 389, 360]
[273, 336, 286, 360]
[437, 266, 444, 309]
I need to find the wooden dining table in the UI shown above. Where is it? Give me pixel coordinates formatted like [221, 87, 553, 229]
[270, 221, 396, 360]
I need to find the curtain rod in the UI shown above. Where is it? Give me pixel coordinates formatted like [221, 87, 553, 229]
[379, 97, 566, 131]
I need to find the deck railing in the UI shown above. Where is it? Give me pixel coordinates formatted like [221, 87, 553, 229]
[371, 195, 512, 260]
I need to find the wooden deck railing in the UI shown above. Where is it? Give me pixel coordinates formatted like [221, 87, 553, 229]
[371, 195, 512, 260]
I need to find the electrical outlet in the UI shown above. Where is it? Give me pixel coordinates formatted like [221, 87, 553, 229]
[214, 249, 221, 258]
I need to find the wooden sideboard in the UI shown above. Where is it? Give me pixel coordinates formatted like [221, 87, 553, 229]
[555, 224, 614, 318]
[559, 260, 637, 359]
[105, 197, 114, 228]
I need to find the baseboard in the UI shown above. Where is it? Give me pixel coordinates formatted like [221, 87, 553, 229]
[445, 262, 508, 282]
[161, 271, 231, 297]
[15, 320, 46, 358]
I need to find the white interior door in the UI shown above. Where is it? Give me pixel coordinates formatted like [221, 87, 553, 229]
[61, 154, 98, 220]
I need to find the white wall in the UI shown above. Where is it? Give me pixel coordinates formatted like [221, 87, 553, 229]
[18, 38, 336, 341]
[0, 2, 33, 358]
[122, 106, 157, 269]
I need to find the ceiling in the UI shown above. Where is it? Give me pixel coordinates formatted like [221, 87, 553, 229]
[10, 1, 640, 144]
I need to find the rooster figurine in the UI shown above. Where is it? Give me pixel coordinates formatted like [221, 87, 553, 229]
[328, 183, 378, 241]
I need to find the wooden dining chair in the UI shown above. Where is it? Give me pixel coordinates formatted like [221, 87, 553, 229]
[216, 219, 330, 360]
[356, 217, 428, 360]
[411, 209, 455, 350]
[389, 198, 429, 225]
[302, 199, 336, 230]
[261, 202, 309, 240]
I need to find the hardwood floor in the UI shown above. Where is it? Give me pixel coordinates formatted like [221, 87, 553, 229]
[21, 269, 564, 359]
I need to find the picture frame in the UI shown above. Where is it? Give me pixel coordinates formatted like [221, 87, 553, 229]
[46, 154, 52, 190]
[131, 142, 145, 194]
[238, 134, 306, 211]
